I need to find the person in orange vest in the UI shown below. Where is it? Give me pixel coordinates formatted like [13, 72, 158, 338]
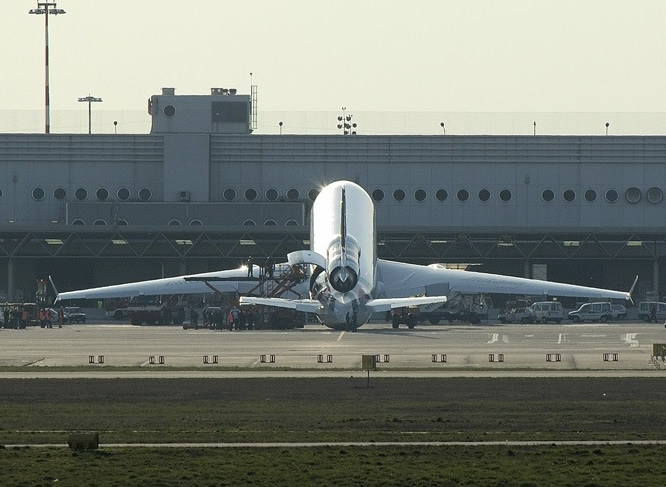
[39, 308, 48, 328]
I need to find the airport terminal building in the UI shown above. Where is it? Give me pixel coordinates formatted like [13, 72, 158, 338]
[1, 88, 665, 302]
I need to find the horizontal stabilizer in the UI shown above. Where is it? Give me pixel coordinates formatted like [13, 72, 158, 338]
[239, 296, 322, 314]
[365, 295, 447, 313]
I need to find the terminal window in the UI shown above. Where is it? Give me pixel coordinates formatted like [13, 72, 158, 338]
[211, 102, 248, 123]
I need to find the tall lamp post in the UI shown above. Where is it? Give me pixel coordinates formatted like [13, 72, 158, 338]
[78, 95, 103, 134]
[29, 2, 66, 134]
[337, 107, 358, 135]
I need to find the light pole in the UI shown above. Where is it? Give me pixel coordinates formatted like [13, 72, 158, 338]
[337, 107, 358, 135]
[29, 2, 66, 134]
[78, 95, 102, 134]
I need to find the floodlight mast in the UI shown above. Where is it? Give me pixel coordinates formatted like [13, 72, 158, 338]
[29, 2, 66, 134]
[78, 95, 103, 134]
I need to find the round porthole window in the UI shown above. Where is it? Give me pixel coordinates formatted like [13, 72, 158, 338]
[435, 189, 448, 201]
[285, 219, 299, 226]
[265, 188, 279, 201]
[625, 187, 642, 204]
[414, 189, 427, 202]
[117, 187, 131, 201]
[372, 189, 384, 201]
[93, 219, 107, 226]
[542, 189, 555, 202]
[243, 219, 256, 226]
[72, 219, 85, 225]
[393, 189, 406, 201]
[75, 188, 88, 201]
[138, 188, 152, 201]
[457, 189, 469, 201]
[54, 187, 66, 200]
[96, 187, 109, 201]
[287, 188, 300, 200]
[264, 219, 277, 226]
[647, 187, 663, 204]
[584, 189, 597, 202]
[499, 189, 512, 202]
[308, 188, 320, 201]
[190, 219, 203, 226]
[245, 188, 257, 201]
[32, 187, 46, 201]
[223, 188, 237, 201]
[163, 105, 176, 117]
[116, 219, 128, 226]
[478, 189, 491, 202]
[605, 189, 619, 203]
[168, 219, 182, 226]
[563, 189, 576, 202]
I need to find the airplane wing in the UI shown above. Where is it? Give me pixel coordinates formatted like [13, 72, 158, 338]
[365, 296, 447, 313]
[239, 296, 322, 314]
[55, 268, 263, 301]
[375, 259, 631, 300]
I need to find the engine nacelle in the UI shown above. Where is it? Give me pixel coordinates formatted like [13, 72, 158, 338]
[327, 236, 360, 293]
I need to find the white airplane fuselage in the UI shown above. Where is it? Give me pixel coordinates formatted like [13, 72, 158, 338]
[307, 180, 376, 328]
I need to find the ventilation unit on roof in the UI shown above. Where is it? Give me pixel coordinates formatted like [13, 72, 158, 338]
[179, 191, 190, 202]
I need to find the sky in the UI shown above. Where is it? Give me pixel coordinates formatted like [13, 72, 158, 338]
[3, 1, 666, 134]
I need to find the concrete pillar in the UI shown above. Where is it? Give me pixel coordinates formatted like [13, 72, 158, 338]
[654, 260, 660, 300]
[7, 258, 14, 301]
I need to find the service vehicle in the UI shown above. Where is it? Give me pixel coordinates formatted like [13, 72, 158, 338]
[127, 295, 186, 326]
[610, 304, 628, 320]
[531, 301, 564, 323]
[64, 306, 86, 323]
[502, 307, 534, 324]
[568, 302, 612, 323]
[637, 301, 666, 322]
[105, 299, 129, 320]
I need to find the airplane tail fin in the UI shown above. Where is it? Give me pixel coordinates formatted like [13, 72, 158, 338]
[340, 186, 347, 249]
[627, 275, 639, 305]
[48, 276, 60, 303]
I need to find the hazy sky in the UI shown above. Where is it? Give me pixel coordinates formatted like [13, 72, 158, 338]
[3, 1, 666, 133]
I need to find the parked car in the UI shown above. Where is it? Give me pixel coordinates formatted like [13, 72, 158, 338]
[499, 307, 534, 324]
[610, 304, 627, 320]
[568, 302, 612, 323]
[64, 306, 86, 323]
[531, 301, 564, 323]
[637, 301, 666, 322]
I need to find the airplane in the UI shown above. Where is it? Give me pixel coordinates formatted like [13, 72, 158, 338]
[55, 180, 633, 330]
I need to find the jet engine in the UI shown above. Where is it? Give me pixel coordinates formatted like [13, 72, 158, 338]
[326, 235, 360, 293]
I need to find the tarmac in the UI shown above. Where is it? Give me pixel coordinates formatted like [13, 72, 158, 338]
[2, 311, 666, 377]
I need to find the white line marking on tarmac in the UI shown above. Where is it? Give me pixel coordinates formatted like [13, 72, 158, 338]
[558, 333, 566, 344]
[487, 333, 499, 344]
[337, 332, 345, 341]
[623, 333, 640, 348]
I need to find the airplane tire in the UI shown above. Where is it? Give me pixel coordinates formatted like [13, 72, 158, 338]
[392, 314, 400, 329]
[428, 316, 440, 325]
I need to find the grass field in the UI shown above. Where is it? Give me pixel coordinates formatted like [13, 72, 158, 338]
[1, 377, 666, 485]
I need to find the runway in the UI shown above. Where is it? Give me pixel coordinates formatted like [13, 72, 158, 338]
[1, 319, 666, 377]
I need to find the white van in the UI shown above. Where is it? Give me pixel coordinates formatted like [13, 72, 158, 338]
[568, 302, 612, 323]
[638, 301, 666, 322]
[531, 301, 564, 323]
